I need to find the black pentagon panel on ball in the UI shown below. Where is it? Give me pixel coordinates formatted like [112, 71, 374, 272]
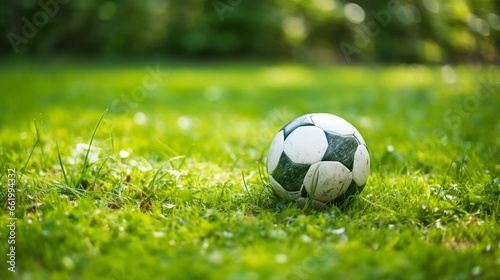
[300, 186, 308, 198]
[282, 114, 315, 139]
[322, 132, 358, 171]
[271, 153, 311, 192]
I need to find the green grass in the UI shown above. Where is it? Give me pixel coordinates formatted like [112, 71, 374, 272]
[1, 59, 499, 280]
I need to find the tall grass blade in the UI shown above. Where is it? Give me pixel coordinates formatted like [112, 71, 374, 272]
[78, 109, 108, 187]
[56, 140, 69, 186]
[21, 118, 41, 177]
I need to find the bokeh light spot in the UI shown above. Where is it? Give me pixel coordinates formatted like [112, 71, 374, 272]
[344, 3, 365, 24]
[313, 0, 336, 11]
[98, 2, 117, 21]
[422, 0, 439, 13]
[177, 116, 193, 130]
[134, 112, 148, 125]
[468, 14, 490, 36]
[441, 65, 457, 84]
[204, 86, 223, 101]
[283, 17, 307, 43]
[487, 13, 500, 31]
[400, 5, 421, 24]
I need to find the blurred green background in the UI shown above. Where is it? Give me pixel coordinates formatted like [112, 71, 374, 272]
[1, 0, 499, 63]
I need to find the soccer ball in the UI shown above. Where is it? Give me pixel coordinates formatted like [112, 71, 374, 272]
[267, 113, 370, 209]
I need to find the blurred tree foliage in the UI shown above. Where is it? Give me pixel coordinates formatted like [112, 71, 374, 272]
[1, 0, 499, 63]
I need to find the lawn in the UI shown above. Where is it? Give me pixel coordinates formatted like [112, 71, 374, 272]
[0, 59, 499, 280]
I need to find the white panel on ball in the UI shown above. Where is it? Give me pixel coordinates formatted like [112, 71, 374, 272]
[311, 113, 354, 136]
[352, 145, 370, 186]
[269, 176, 301, 200]
[284, 126, 328, 165]
[267, 130, 285, 174]
[303, 161, 352, 203]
